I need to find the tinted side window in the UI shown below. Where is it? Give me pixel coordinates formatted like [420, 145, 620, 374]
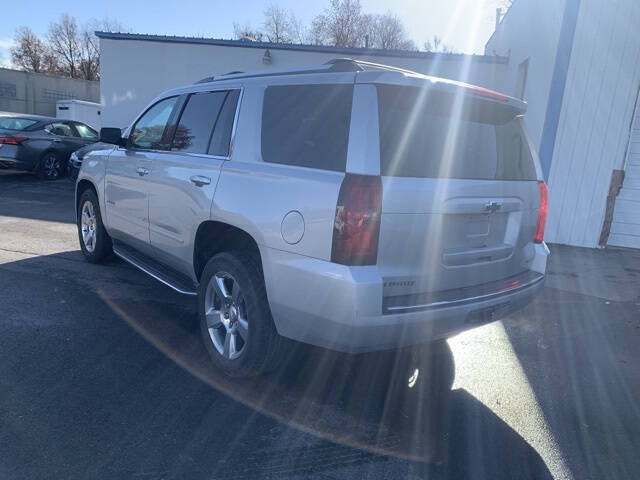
[172, 92, 226, 154]
[209, 90, 240, 157]
[261, 84, 353, 172]
[130, 97, 177, 150]
[45, 122, 74, 137]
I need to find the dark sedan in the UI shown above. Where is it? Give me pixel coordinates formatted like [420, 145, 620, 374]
[0, 112, 99, 180]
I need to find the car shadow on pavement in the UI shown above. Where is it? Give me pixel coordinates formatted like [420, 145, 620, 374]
[500, 245, 640, 480]
[98, 285, 553, 479]
[0, 252, 552, 479]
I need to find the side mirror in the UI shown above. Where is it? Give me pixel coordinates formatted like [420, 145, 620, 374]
[100, 127, 125, 146]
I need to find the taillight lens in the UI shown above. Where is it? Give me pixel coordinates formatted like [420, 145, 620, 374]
[331, 174, 382, 265]
[534, 181, 548, 243]
[0, 136, 27, 145]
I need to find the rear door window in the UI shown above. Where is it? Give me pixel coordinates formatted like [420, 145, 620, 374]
[209, 90, 240, 157]
[261, 84, 353, 172]
[376, 85, 536, 180]
[171, 91, 227, 154]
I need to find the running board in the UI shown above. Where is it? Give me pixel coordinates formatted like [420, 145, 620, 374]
[113, 241, 198, 296]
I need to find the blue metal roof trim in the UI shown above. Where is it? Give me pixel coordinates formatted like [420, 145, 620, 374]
[94, 31, 509, 64]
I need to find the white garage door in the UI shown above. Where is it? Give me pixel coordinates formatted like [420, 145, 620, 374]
[609, 99, 640, 249]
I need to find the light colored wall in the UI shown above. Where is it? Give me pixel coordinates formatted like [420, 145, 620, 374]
[546, 0, 640, 247]
[485, 0, 566, 149]
[0, 68, 99, 117]
[99, 37, 507, 128]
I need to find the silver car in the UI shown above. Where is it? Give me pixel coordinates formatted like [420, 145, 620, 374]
[75, 59, 549, 377]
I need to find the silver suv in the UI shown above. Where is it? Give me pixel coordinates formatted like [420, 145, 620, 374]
[76, 59, 549, 377]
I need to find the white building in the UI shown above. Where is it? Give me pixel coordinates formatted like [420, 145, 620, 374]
[487, 0, 640, 249]
[97, 32, 507, 128]
[98, 0, 640, 249]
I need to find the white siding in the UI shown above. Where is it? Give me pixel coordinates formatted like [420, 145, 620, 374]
[99, 37, 507, 128]
[485, 0, 566, 149]
[545, 0, 640, 247]
[609, 96, 640, 248]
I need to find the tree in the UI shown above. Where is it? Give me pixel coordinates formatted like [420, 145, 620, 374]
[368, 12, 415, 50]
[233, 22, 264, 41]
[10, 27, 49, 73]
[311, 0, 365, 48]
[47, 14, 81, 78]
[79, 18, 124, 81]
[424, 35, 456, 53]
[308, 1, 415, 50]
[263, 4, 293, 43]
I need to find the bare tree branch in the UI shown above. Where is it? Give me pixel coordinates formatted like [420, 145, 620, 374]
[233, 21, 264, 41]
[10, 27, 48, 73]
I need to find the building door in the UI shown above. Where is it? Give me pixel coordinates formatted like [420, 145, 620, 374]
[609, 90, 640, 249]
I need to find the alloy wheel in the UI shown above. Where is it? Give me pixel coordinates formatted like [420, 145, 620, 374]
[43, 154, 61, 179]
[80, 200, 97, 253]
[204, 272, 248, 360]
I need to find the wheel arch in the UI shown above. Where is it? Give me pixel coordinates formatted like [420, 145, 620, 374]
[75, 179, 98, 223]
[193, 221, 263, 283]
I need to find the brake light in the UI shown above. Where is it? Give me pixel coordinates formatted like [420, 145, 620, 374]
[0, 136, 27, 145]
[463, 84, 510, 102]
[534, 181, 548, 243]
[331, 174, 382, 265]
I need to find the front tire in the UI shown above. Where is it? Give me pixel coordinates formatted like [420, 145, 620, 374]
[77, 189, 112, 263]
[198, 252, 286, 378]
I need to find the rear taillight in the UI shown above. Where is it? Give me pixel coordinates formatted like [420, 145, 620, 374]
[331, 174, 382, 266]
[0, 136, 27, 145]
[534, 181, 548, 243]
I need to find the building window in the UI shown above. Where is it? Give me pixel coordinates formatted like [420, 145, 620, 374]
[0, 81, 17, 98]
[42, 89, 75, 101]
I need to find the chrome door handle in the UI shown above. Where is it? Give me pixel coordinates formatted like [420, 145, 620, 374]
[52, 139, 62, 143]
[190, 175, 211, 186]
[136, 167, 149, 176]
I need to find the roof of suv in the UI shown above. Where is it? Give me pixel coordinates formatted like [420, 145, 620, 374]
[189, 58, 526, 111]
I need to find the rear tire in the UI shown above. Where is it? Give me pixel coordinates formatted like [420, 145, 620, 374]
[38, 152, 65, 180]
[77, 188, 112, 263]
[198, 251, 286, 378]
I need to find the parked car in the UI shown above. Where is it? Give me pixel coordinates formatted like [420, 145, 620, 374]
[0, 112, 99, 179]
[75, 59, 549, 378]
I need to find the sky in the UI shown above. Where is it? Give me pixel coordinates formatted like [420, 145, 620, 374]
[0, 0, 510, 68]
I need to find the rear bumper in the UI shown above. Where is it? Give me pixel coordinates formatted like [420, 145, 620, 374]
[0, 146, 35, 170]
[262, 244, 548, 353]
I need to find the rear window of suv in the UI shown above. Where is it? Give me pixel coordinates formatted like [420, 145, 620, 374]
[377, 85, 537, 180]
[261, 84, 353, 172]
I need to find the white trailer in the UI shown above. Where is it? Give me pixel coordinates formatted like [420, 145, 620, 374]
[56, 99, 101, 130]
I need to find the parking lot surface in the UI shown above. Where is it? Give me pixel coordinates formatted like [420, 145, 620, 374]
[1, 173, 640, 479]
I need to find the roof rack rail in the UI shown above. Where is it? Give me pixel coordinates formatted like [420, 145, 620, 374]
[326, 58, 418, 75]
[325, 58, 364, 72]
[195, 76, 216, 84]
[193, 57, 419, 85]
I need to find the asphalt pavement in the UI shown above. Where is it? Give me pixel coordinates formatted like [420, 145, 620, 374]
[1, 172, 639, 479]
